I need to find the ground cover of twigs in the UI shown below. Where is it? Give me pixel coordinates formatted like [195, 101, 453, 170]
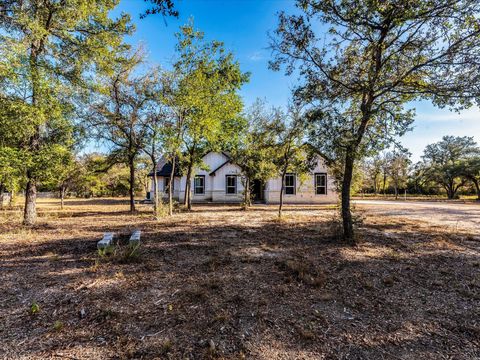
[0, 198, 479, 359]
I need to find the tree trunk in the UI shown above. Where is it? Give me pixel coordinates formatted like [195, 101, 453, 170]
[472, 179, 480, 200]
[394, 183, 398, 200]
[341, 152, 355, 244]
[128, 156, 136, 212]
[169, 158, 175, 216]
[447, 189, 454, 199]
[278, 170, 286, 218]
[184, 161, 193, 211]
[0, 184, 4, 209]
[23, 48, 40, 226]
[23, 175, 37, 226]
[243, 177, 251, 210]
[9, 190, 15, 206]
[446, 182, 455, 199]
[151, 161, 158, 218]
[60, 184, 65, 210]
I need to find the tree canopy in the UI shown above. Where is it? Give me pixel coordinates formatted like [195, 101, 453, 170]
[421, 135, 479, 199]
[0, 0, 132, 224]
[270, 0, 480, 243]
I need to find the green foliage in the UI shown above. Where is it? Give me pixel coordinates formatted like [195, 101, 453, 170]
[53, 320, 63, 331]
[88, 51, 163, 211]
[270, 104, 316, 216]
[229, 100, 281, 206]
[271, 105, 315, 179]
[270, 0, 480, 241]
[168, 20, 249, 208]
[0, 147, 25, 193]
[420, 136, 479, 199]
[361, 148, 411, 196]
[386, 149, 411, 197]
[98, 241, 141, 263]
[0, 0, 132, 223]
[30, 302, 40, 315]
[50, 153, 145, 198]
[458, 156, 480, 199]
[141, 0, 178, 18]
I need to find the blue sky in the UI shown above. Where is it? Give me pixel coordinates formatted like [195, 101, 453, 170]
[113, 0, 480, 162]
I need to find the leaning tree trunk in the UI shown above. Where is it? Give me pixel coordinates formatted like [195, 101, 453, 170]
[184, 161, 193, 211]
[23, 173, 37, 226]
[341, 152, 355, 244]
[168, 158, 176, 216]
[128, 156, 136, 212]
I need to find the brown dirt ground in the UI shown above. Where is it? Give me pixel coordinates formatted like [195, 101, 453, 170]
[0, 198, 479, 360]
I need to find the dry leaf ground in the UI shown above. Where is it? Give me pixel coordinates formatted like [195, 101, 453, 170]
[0, 198, 479, 359]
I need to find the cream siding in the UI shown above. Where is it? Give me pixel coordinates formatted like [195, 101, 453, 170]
[149, 151, 337, 204]
[264, 156, 337, 204]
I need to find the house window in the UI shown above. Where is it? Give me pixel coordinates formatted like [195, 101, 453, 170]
[194, 175, 205, 195]
[226, 175, 237, 194]
[315, 173, 327, 195]
[284, 173, 296, 195]
[164, 177, 174, 192]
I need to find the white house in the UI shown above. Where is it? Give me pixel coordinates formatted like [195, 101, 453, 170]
[147, 151, 337, 204]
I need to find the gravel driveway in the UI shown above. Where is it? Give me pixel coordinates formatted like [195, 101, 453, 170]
[353, 200, 480, 233]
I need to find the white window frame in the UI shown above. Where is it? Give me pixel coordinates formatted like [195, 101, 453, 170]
[315, 173, 327, 195]
[284, 173, 296, 195]
[226, 175, 237, 194]
[194, 175, 205, 195]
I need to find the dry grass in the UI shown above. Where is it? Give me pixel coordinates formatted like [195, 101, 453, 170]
[0, 197, 479, 359]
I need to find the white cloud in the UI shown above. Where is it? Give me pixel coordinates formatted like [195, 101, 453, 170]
[415, 106, 480, 123]
[248, 51, 265, 62]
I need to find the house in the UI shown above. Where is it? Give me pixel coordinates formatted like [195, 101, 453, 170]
[147, 151, 337, 204]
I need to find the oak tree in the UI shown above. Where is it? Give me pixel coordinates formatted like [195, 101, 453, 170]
[0, 0, 131, 224]
[271, 0, 480, 243]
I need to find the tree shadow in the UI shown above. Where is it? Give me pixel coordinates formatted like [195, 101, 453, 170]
[0, 209, 479, 359]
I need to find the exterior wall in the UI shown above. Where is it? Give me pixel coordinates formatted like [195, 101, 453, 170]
[177, 152, 244, 203]
[0, 193, 11, 207]
[264, 157, 337, 204]
[148, 152, 337, 204]
[149, 176, 181, 201]
[210, 162, 244, 203]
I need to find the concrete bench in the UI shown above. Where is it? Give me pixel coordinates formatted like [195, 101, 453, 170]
[129, 230, 141, 247]
[97, 232, 114, 252]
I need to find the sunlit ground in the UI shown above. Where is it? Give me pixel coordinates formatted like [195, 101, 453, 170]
[0, 198, 479, 359]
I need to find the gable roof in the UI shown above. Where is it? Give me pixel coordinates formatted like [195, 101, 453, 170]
[149, 151, 241, 177]
[148, 157, 181, 177]
[207, 151, 244, 176]
[209, 159, 232, 176]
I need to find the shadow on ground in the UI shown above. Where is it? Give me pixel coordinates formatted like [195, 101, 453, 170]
[0, 205, 479, 359]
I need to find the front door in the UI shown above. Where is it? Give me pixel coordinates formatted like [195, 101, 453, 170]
[252, 180, 265, 203]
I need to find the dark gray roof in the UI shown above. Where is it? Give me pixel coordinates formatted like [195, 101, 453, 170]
[148, 159, 181, 177]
